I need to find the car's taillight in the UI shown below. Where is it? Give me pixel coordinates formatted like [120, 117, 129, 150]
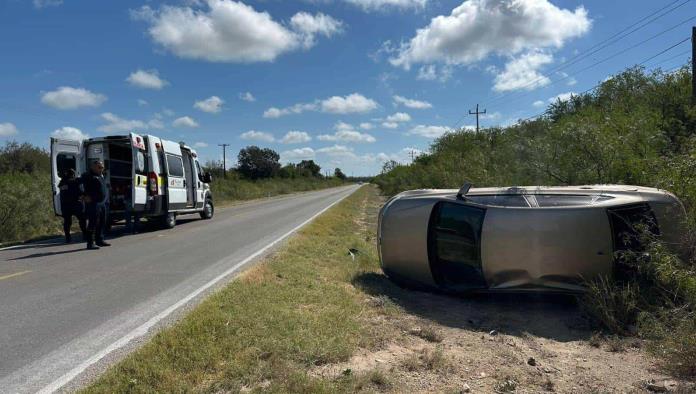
[148, 172, 158, 196]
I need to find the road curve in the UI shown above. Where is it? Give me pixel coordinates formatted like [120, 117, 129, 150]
[0, 185, 360, 393]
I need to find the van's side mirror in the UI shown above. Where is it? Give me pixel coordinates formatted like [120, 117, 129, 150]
[202, 172, 212, 183]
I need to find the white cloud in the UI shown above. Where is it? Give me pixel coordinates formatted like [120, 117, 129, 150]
[316, 144, 356, 157]
[263, 102, 318, 118]
[281, 147, 316, 161]
[264, 93, 378, 117]
[382, 122, 399, 129]
[98, 113, 147, 133]
[533, 100, 546, 108]
[131, 1, 342, 63]
[344, 0, 428, 11]
[240, 130, 275, 142]
[281, 131, 312, 144]
[33, 0, 62, 9]
[290, 12, 344, 48]
[51, 126, 88, 140]
[148, 118, 165, 129]
[408, 124, 450, 138]
[319, 122, 375, 143]
[360, 122, 374, 130]
[548, 91, 575, 103]
[0, 122, 19, 137]
[194, 142, 209, 148]
[194, 96, 225, 113]
[41, 86, 107, 110]
[162, 108, 175, 117]
[172, 116, 200, 128]
[385, 112, 411, 122]
[493, 51, 553, 92]
[138, 99, 149, 106]
[320, 93, 378, 114]
[393, 95, 432, 109]
[416, 64, 452, 82]
[239, 92, 256, 102]
[126, 69, 169, 90]
[390, 0, 590, 69]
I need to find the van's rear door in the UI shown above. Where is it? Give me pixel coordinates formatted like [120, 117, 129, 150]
[50, 138, 83, 216]
[130, 133, 148, 209]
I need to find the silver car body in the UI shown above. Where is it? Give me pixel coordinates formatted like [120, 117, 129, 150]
[377, 185, 687, 293]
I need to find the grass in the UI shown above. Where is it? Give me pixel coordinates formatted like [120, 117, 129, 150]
[83, 185, 388, 393]
[0, 173, 346, 245]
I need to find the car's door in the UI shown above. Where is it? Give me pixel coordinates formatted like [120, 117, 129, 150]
[50, 138, 83, 216]
[164, 152, 187, 210]
[130, 133, 148, 210]
[193, 159, 205, 209]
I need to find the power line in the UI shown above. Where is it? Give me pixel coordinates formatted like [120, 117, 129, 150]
[516, 39, 693, 124]
[490, 28, 693, 111]
[481, 0, 693, 108]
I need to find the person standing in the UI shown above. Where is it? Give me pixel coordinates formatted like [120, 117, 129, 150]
[82, 160, 111, 250]
[58, 168, 86, 243]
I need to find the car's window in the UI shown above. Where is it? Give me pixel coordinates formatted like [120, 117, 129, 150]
[607, 203, 660, 281]
[607, 204, 659, 251]
[195, 160, 203, 180]
[56, 153, 76, 178]
[466, 194, 529, 207]
[166, 154, 184, 177]
[535, 194, 597, 207]
[428, 202, 487, 290]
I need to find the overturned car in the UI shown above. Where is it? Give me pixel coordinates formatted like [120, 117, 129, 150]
[377, 184, 687, 293]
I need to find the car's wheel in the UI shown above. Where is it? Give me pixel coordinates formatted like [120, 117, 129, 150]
[162, 212, 176, 229]
[200, 199, 214, 219]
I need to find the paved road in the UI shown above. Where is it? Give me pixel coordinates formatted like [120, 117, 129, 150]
[0, 185, 359, 393]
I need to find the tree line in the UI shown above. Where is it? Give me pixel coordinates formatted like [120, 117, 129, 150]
[205, 145, 347, 181]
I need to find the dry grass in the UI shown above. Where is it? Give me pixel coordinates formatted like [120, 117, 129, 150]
[83, 185, 384, 393]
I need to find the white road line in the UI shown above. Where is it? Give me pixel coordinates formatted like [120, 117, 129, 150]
[38, 185, 359, 394]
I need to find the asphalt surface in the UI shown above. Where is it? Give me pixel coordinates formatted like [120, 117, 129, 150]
[0, 185, 359, 393]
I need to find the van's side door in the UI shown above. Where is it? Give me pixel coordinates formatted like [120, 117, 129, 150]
[130, 133, 148, 210]
[164, 152, 187, 210]
[50, 138, 83, 216]
[194, 159, 205, 209]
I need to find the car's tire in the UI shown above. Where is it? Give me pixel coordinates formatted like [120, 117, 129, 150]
[162, 212, 176, 229]
[200, 199, 214, 219]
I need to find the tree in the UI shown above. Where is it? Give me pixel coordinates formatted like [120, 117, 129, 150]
[334, 167, 347, 180]
[296, 160, 321, 177]
[0, 141, 50, 175]
[382, 160, 399, 174]
[237, 146, 281, 180]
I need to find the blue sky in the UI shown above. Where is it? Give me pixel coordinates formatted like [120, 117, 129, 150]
[0, 0, 693, 175]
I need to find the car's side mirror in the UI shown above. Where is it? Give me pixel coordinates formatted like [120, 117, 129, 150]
[202, 172, 212, 183]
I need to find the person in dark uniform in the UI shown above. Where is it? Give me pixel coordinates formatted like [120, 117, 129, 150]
[82, 160, 111, 250]
[58, 168, 86, 243]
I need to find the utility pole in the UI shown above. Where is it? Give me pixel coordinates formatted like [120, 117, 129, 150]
[691, 26, 696, 105]
[469, 104, 486, 133]
[218, 143, 229, 178]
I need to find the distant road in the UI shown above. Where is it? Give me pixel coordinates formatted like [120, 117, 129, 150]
[0, 185, 359, 393]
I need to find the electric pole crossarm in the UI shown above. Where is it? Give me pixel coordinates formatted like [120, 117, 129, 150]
[468, 104, 487, 133]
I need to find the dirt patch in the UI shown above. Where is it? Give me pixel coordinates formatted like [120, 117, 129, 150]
[308, 267, 696, 393]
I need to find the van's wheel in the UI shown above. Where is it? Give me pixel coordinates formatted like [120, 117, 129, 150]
[200, 199, 214, 219]
[162, 212, 176, 229]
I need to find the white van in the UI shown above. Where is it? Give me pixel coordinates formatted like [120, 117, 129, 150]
[50, 132, 214, 229]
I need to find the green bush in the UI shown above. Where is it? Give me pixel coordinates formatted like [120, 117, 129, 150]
[0, 172, 62, 243]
